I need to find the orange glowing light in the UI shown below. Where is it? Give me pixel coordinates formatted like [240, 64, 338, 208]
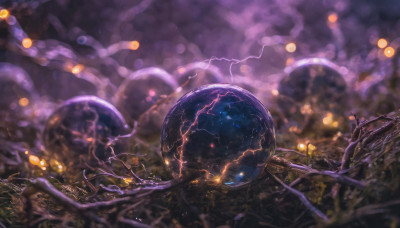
[24, 150, 29, 155]
[29, 155, 40, 166]
[129, 40, 140, 50]
[18, 97, 29, 107]
[297, 143, 306, 152]
[384, 46, 395, 58]
[22, 38, 32, 49]
[285, 43, 296, 53]
[165, 159, 170, 166]
[300, 104, 313, 115]
[286, 57, 294, 66]
[0, 9, 9, 20]
[289, 126, 300, 133]
[327, 13, 338, 24]
[71, 64, 84, 74]
[271, 89, 279, 96]
[377, 38, 388, 49]
[323, 112, 339, 128]
[123, 178, 133, 184]
[322, 112, 333, 125]
[177, 67, 185, 74]
[214, 177, 221, 183]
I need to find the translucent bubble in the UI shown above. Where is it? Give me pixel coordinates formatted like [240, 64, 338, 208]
[173, 62, 224, 91]
[0, 63, 36, 115]
[114, 67, 178, 140]
[42, 96, 129, 167]
[161, 84, 275, 188]
[360, 80, 399, 115]
[278, 58, 347, 113]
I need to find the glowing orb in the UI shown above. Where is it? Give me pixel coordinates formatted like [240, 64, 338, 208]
[161, 84, 275, 187]
[278, 58, 347, 113]
[174, 62, 224, 91]
[42, 96, 129, 166]
[0, 63, 36, 114]
[115, 67, 178, 140]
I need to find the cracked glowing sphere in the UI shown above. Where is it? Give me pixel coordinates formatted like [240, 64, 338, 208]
[174, 62, 224, 91]
[114, 67, 177, 140]
[161, 84, 275, 187]
[0, 63, 36, 114]
[42, 96, 129, 166]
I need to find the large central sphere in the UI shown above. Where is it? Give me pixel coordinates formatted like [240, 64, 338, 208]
[161, 84, 275, 187]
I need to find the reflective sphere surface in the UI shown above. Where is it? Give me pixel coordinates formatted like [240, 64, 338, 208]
[278, 58, 347, 113]
[174, 62, 224, 91]
[115, 67, 177, 140]
[161, 84, 275, 187]
[0, 63, 36, 113]
[42, 96, 129, 166]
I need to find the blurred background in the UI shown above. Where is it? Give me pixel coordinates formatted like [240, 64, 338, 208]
[1, 0, 399, 105]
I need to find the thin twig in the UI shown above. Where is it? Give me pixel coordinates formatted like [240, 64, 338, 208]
[268, 156, 316, 173]
[118, 218, 152, 228]
[289, 171, 365, 189]
[268, 171, 329, 222]
[276, 147, 307, 157]
[23, 178, 132, 211]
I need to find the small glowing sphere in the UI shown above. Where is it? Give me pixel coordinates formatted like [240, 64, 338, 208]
[384, 46, 395, 58]
[22, 38, 32, 49]
[377, 38, 388, 49]
[0, 63, 36, 114]
[285, 43, 296, 53]
[115, 67, 177, 139]
[278, 58, 347, 113]
[327, 13, 338, 24]
[173, 62, 224, 91]
[161, 84, 275, 187]
[42, 96, 129, 166]
[129, 40, 140, 50]
[0, 9, 9, 20]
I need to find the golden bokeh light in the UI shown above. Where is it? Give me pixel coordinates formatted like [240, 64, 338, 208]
[29, 155, 40, 166]
[285, 42, 296, 53]
[300, 104, 313, 115]
[214, 177, 221, 183]
[129, 40, 140, 50]
[327, 13, 338, 24]
[18, 97, 30, 107]
[22, 38, 33, 48]
[0, 9, 9, 20]
[377, 38, 388, 49]
[123, 178, 133, 184]
[289, 126, 301, 133]
[297, 143, 306, 152]
[322, 112, 339, 128]
[18, 97, 29, 107]
[384, 46, 395, 58]
[71, 64, 84, 74]
[271, 89, 279, 96]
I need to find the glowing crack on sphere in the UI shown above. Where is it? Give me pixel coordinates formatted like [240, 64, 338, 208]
[42, 96, 129, 166]
[114, 67, 177, 140]
[0, 63, 36, 114]
[174, 62, 224, 92]
[278, 58, 347, 113]
[161, 84, 275, 187]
